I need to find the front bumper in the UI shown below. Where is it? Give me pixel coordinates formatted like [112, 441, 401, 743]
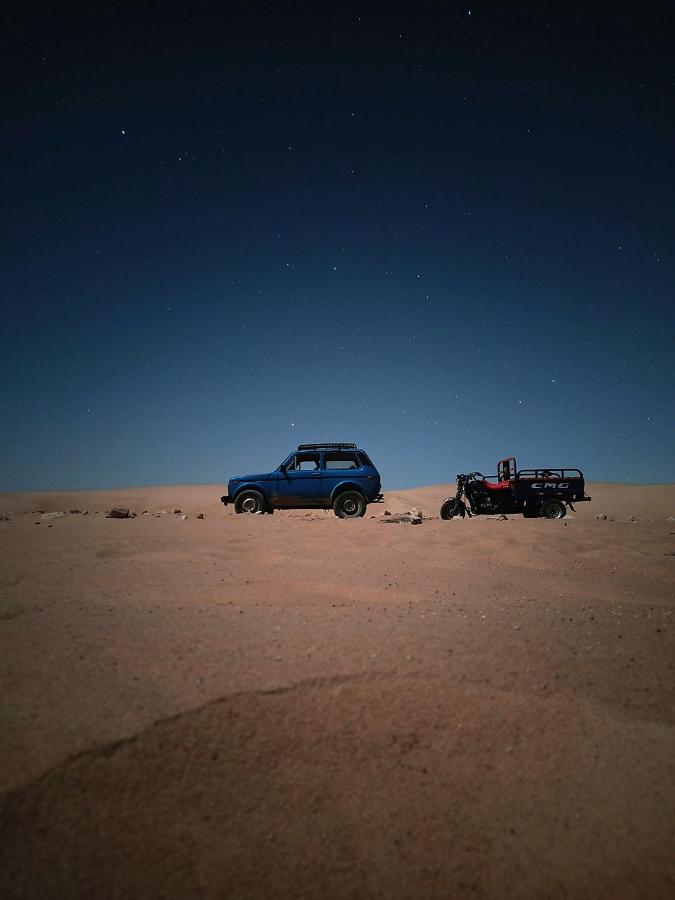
[221, 494, 233, 506]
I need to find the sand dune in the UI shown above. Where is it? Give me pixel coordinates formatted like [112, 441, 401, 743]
[1, 482, 673, 898]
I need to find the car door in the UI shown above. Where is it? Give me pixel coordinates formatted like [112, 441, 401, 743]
[322, 451, 363, 499]
[277, 451, 325, 507]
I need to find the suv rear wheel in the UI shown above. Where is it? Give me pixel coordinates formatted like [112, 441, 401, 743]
[541, 499, 566, 519]
[234, 490, 266, 514]
[333, 491, 366, 519]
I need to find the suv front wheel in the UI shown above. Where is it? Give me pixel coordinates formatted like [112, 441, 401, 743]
[234, 490, 267, 514]
[333, 491, 366, 519]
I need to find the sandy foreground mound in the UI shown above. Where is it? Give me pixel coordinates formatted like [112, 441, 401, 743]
[1, 483, 674, 898]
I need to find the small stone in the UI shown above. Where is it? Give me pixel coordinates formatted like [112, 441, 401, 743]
[82, 510, 89, 515]
[384, 510, 392, 516]
[196, 513, 204, 519]
[409, 516, 423, 525]
[180, 514, 188, 520]
[69, 509, 82, 515]
[626, 515, 639, 522]
[41, 512, 65, 520]
[0, 515, 10, 522]
[172, 508, 182, 515]
[595, 513, 608, 520]
[106, 508, 131, 519]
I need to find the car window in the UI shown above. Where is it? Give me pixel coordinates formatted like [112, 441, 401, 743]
[324, 452, 360, 470]
[287, 452, 320, 472]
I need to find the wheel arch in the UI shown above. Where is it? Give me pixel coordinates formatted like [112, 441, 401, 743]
[329, 481, 367, 504]
[232, 482, 269, 502]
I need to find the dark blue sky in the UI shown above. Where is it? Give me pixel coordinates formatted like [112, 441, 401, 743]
[2, 2, 673, 490]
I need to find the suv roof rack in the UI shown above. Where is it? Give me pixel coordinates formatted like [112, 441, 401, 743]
[297, 442, 357, 451]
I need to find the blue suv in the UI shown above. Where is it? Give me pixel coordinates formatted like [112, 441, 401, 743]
[221, 443, 383, 518]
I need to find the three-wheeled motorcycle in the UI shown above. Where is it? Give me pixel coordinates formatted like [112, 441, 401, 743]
[440, 457, 591, 520]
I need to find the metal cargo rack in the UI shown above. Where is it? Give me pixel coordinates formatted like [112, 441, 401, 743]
[297, 442, 357, 451]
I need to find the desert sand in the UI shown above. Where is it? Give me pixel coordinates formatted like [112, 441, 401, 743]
[1, 482, 674, 898]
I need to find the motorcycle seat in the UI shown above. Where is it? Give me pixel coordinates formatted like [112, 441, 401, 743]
[482, 480, 511, 490]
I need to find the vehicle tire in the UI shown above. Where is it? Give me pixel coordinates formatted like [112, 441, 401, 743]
[541, 499, 566, 519]
[333, 491, 366, 518]
[234, 490, 266, 514]
[440, 499, 463, 520]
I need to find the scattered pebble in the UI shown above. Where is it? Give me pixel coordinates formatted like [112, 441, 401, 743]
[41, 512, 65, 520]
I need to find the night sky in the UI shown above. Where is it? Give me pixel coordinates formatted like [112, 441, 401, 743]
[2, 2, 673, 491]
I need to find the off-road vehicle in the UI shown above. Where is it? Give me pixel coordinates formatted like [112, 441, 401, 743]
[221, 443, 383, 518]
[440, 456, 591, 520]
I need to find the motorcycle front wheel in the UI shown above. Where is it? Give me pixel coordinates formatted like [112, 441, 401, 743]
[440, 498, 466, 520]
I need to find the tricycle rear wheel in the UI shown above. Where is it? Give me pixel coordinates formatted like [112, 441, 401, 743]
[541, 499, 566, 519]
